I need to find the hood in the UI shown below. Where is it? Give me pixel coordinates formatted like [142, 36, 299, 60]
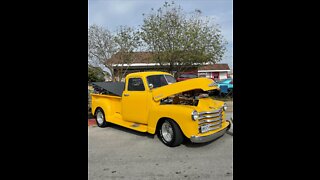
[152, 78, 218, 101]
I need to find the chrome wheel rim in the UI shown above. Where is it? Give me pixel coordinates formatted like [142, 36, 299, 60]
[161, 121, 173, 142]
[96, 111, 104, 125]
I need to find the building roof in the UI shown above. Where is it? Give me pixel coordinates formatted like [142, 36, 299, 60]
[198, 64, 230, 71]
[107, 52, 231, 72]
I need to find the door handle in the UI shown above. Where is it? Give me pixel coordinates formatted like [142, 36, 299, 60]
[123, 94, 130, 96]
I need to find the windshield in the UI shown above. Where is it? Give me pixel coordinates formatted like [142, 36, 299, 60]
[165, 75, 176, 84]
[147, 75, 176, 89]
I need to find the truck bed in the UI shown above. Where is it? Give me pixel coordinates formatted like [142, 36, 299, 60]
[91, 93, 148, 132]
[92, 82, 125, 96]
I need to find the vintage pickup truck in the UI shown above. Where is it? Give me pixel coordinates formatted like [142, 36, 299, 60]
[91, 71, 231, 147]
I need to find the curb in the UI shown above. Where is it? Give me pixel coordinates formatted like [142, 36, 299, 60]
[226, 130, 233, 136]
[226, 119, 233, 136]
[88, 119, 97, 126]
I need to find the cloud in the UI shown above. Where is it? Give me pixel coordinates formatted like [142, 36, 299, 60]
[106, 1, 137, 15]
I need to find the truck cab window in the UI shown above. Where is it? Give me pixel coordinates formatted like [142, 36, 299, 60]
[128, 78, 145, 91]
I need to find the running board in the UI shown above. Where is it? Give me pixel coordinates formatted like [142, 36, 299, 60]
[107, 116, 148, 132]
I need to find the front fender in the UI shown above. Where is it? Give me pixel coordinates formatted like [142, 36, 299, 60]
[147, 105, 198, 138]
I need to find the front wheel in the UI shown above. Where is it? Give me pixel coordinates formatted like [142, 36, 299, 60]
[158, 119, 184, 147]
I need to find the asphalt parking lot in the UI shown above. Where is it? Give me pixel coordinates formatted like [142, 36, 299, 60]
[88, 119, 233, 180]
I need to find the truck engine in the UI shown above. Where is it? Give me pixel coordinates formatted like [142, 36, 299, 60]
[160, 89, 209, 106]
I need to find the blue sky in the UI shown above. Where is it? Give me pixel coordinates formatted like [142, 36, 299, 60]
[89, 0, 233, 68]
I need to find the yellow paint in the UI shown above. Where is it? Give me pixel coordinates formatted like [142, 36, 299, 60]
[91, 71, 230, 140]
[152, 77, 218, 101]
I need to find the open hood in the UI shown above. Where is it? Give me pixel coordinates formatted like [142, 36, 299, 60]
[152, 78, 218, 101]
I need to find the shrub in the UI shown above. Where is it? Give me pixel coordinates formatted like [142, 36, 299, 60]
[88, 65, 105, 82]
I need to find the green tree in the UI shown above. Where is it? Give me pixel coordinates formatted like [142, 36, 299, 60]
[88, 65, 105, 82]
[140, 1, 227, 76]
[113, 26, 141, 81]
[88, 24, 116, 80]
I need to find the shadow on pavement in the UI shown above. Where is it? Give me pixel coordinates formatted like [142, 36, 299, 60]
[182, 134, 225, 148]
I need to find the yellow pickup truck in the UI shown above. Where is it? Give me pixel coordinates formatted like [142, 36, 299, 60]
[91, 71, 231, 147]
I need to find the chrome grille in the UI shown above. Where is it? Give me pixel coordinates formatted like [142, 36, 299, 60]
[198, 108, 223, 133]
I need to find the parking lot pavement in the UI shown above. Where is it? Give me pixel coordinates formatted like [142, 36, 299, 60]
[225, 112, 233, 121]
[89, 124, 233, 180]
[225, 101, 233, 112]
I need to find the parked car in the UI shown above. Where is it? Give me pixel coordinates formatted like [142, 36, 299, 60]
[217, 78, 233, 89]
[176, 73, 198, 82]
[91, 71, 231, 147]
[208, 79, 233, 96]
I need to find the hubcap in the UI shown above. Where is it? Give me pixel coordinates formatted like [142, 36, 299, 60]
[96, 111, 104, 124]
[161, 121, 173, 142]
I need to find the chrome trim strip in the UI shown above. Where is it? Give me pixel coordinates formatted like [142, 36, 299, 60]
[207, 124, 222, 131]
[198, 108, 222, 115]
[198, 114, 222, 120]
[198, 118, 222, 124]
[190, 128, 227, 143]
[208, 121, 222, 127]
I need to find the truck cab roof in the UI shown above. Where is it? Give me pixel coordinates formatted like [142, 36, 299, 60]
[126, 71, 171, 78]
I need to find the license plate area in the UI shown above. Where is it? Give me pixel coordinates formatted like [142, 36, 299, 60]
[200, 124, 222, 133]
[200, 124, 211, 133]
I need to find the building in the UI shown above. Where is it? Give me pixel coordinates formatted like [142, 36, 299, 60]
[228, 68, 233, 79]
[198, 64, 231, 81]
[108, 52, 168, 75]
[107, 52, 196, 80]
[107, 52, 231, 81]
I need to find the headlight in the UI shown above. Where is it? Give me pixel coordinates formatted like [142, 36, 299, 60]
[223, 103, 227, 111]
[191, 110, 199, 121]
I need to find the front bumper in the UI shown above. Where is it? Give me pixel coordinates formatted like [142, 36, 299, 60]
[190, 122, 231, 143]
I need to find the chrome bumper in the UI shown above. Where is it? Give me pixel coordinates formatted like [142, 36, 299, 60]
[190, 124, 230, 143]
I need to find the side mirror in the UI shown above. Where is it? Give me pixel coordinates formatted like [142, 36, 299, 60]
[148, 83, 154, 90]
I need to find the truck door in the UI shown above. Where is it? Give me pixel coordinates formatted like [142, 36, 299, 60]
[122, 77, 148, 124]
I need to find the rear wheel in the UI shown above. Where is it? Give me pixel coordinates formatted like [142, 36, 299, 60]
[94, 108, 108, 127]
[158, 119, 183, 147]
